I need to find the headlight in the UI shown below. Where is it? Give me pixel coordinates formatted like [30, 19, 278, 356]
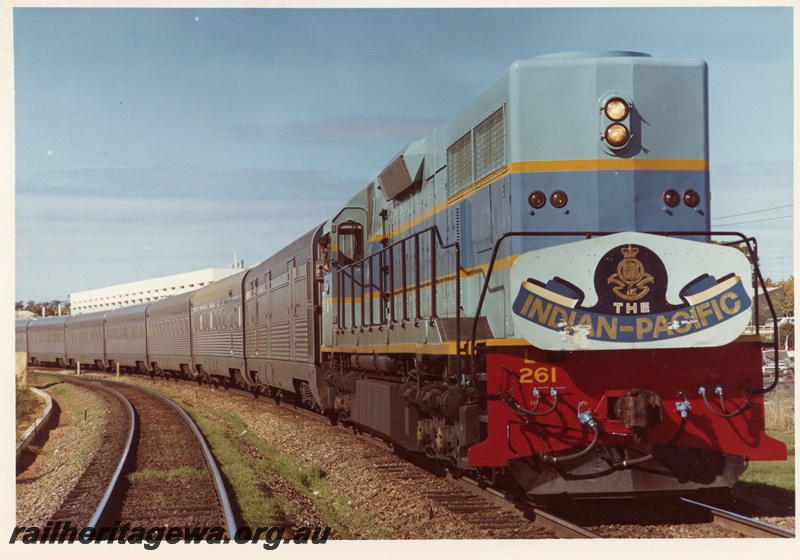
[683, 189, 701, 207]
[528, 190, 546, 209]
[605, 98, 629, 121]
[605, 123, 630, 147]
[599, 93, 633, 154]
[663, 189, 680, 208]
[550, 190, 568, 208]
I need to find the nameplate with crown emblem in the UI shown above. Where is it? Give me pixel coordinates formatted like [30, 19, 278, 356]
[509, 233, 753, 350]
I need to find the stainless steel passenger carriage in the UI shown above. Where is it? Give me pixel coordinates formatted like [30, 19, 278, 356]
[105, 302, 149, 374]
[15, 318, 32, 354]
[27, 315, 69, 367]
[243, 226, 326, 408]
[65, 310, 108, 370]
[191, 270, 247, 384]
[146, 291, 194, 378]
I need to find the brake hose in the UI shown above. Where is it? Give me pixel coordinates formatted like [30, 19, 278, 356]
[542, 402, 600, 464]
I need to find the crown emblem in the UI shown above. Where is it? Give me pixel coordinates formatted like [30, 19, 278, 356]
[621, 245, 639, 258]
[608, 245, 654, 302]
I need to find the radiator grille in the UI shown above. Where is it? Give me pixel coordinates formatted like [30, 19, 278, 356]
[446, 105, 506, 197]
[474, 106, 505, 181]
[446, 131, 473, 197]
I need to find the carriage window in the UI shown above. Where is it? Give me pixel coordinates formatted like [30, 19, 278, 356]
[337, 222, 364, 266]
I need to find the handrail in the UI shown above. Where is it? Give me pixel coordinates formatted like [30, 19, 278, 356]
[333, 225, 461, 377]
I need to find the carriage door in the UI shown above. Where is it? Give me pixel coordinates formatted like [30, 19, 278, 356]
[269, 264, 292, 361]
[293, 258, 312, 363]
[245, 278, 258, 358]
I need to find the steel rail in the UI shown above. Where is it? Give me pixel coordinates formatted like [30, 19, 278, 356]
[88, 385, 136, 528]
[444, 475, 602, 539]
[121, 382, 239, 537]
[51, 372, 238, 536]
[40, 373, 137, 529]
[681, 498, 795, 538]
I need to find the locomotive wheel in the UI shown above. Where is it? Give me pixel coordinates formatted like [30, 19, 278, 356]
[325, 410, 338, 425]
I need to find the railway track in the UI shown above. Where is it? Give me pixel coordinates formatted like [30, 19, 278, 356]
[681, 498, 796, 538]
[234, 382, 796, 539]
[251, 384, 600, 538]
[46, 382, 134, 528]
[78, 369, 592, 539]
[43, 374, 237, 537]
[435, 474, 601, 538]
[551, 495, 796, 538]
[281, 388, 795, 539]
[33, 368, 793, 539]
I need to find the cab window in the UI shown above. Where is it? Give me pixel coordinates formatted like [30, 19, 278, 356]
[337, 222, 364, 266]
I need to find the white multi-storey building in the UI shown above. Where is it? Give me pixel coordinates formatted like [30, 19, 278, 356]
[69, 267, 244, 314]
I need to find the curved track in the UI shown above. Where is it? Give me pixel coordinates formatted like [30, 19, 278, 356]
[46, 381, 134, 528]
[45, 374, 237, 536]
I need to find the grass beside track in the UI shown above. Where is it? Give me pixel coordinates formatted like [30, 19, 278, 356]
[177, 401, 392, 539]
[16, 384, 43, 433]
[739, 429, 795, 491]
[17, 374, 107, 483]
[743, 386, 796, 491]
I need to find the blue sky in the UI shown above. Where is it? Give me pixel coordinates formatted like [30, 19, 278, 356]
[8, 4, 794, 303]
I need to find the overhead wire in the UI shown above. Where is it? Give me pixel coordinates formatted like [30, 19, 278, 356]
[712, 214, 792, 227]
[711, 204, 793, 221]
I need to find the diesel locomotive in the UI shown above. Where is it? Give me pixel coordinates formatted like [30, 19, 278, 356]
[18, 51, 787, 499]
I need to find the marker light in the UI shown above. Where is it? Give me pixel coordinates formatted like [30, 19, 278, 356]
[550, 190, 568, 208]
[605, 98, 629, 121]
[683, 189, 701, 207]
[663, 189, 680, 208]
[528, 190, 546, 209]
[605, 124, 630, 147]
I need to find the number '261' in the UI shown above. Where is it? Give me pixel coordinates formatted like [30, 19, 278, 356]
[519, 366, 557, 384]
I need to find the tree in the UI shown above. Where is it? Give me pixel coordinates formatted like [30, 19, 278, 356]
[773, 277, 794, 350]
[20, 299, 71, 317]
[777, 277, 794, 316]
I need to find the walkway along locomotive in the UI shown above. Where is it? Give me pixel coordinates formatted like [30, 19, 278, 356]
[19, 52, 787, 499]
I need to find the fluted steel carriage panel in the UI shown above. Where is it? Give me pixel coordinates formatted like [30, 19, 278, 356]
[105, 302, 149, 371]
[243, 225, 325, 402]
[146, 291, 194, 376]
[65, 310, 108, 369]
[26, 315, 69, 366]
[15, 318, 32, 354]
[191, 269, 247, 381]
